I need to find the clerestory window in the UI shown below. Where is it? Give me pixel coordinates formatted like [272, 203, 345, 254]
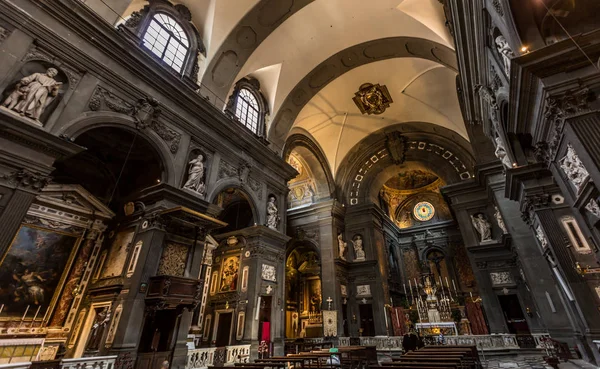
[235, 88, 260, 134]
[142, 13, 189, 72]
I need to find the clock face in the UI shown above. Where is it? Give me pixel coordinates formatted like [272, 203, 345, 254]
[413, 202, 435, 221]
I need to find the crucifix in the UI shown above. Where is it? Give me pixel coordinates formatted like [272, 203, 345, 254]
[266, 285, 273, 295]
[361, 298, 367, 304]
[326, 296, 333, 310]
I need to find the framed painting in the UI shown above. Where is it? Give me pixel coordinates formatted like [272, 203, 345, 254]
[0, 224, 81, 321]
[219, 255, 240, 292]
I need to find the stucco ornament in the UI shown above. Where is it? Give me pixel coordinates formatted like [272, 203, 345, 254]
[494, 137, 513, 169]
[559, 144, 589, 192]
[3, 68, 62, 121]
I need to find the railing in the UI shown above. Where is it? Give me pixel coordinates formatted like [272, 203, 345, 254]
[0, 363, 32, 369]
[445, 334, 519, 350]
[532, 333, 551, 349]
[186, 345, 250, 369]
[60, 356, 117, 369]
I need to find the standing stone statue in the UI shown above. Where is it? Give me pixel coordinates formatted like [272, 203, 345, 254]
[266, 196, 279, 229]
[337, 233, 347, 261]
[494, 206, 508, 234]
[471, 213, 492, 243]
[351, 235, 366, 261]
[494, 136, 513, 169]
[183, 154, 206, 197]
[495, 35, 515, 76]
[3, 68, 63, 121]
[86, 307, 111, 351]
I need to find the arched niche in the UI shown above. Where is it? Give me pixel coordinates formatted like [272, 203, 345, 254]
[211, 187, 257, 234]
[283, 132, 335, 207]
[0, 61, 70, 125]
[52, 126, 165, 212]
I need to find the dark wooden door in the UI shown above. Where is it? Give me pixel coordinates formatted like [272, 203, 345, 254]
[215, 312, 233, 347]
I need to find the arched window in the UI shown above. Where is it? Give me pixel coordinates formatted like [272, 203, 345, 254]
[225, 77, 269, 136]
[235, 88, 260, 134]
[142, 13, 189, 72]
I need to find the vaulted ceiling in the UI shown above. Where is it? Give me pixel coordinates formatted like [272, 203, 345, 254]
[118, 0, 466, 180]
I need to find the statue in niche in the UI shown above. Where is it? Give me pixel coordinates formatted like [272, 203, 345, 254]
[494, 206, 508, 234]
[351, 235, 366, 261]
[337, 233, 347, 261]
[495, 35, 515, 76]
[471, 213, 492, 243]
[494, 136, 513, 169]
[2, 68, 63, 121]
[266, 196, 279, 229]
[183, 154, 206, 197]
[86, 307, 111, 351]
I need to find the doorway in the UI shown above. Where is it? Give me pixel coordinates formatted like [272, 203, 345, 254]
[498, 294, 530, 334]
[359, 304, 375, 337]
[215, 312, 233, 347]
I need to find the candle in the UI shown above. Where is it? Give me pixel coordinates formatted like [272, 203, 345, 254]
[452, 279, 457, 293]
[404, 283, 407, 296]
[0, 304, 4, 315]
[445, 277, 453, 300]
[409, 280, 414, 304]
[19, 305, 30, 328]
[470, 291, 473, 301]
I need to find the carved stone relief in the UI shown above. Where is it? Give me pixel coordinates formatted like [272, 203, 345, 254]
[535, 225, 548, 249]
[0, 25, 11, 44]
[495, 35, 514, 76]
[585, 198, 600, 218]
[489, 271, 513, 285]
[559, 144, 589, 192]
[492, 0, 504, 16]
[157, 243, 189, 277]
[494, 206, 508, 234]
[22, 47, 81, 90]
[356, 285, 371, 296]
[88, 87, 181, 153]
[261, 264, 276, 282]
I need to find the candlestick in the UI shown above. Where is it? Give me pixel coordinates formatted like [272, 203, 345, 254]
[19, 305, 30, 328]
[409, 280, 414, 304]
[0, 304, 4, 315]
[403, 283, 407, 296]
[445, 277, 453, 300]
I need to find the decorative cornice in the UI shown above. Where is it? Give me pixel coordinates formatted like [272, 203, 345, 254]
[1, 169, 51, 191]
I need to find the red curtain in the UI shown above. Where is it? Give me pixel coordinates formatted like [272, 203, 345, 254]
[465, 301, 488, 335]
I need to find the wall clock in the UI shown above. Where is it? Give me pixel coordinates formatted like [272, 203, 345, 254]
[413, 201, 435, 221]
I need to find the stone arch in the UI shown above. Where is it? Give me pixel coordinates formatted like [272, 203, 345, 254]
[207, 179, 262, 226]
[268, 37, 458, 151]
[283, 132, 335, 200]
[336, 122, 475, 206]
[57, 112, 176, 185]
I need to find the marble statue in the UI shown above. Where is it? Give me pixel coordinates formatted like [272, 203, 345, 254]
[495, 35, 515, 76]
[266, 196, 279, 229]
[471, 213, 492, 243]
[494, 206, 508, 234]
[183, 154, 206, 196]
[494, 136, 513, 169]
[337, 233, 347, 261]
[3, 68, 63, 121]
[86, 307, 111, 351]
[351, 235, 366, 261]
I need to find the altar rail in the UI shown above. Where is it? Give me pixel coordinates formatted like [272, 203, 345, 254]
[338, 334, 551, 352]
[0, 356, 116, 369]
[186, 344, 250, 369]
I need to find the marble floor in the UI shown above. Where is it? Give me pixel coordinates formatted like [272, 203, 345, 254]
[482, 355, 596, 369]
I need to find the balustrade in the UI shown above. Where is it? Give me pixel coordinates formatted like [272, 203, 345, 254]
[186, 344, 250, 369]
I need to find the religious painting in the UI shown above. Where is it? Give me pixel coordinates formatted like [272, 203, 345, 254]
[306, 278, 322, 313]
[100, 228, 135, 279]
[219, 256, 240, 292]
[0, 225, 80, 319]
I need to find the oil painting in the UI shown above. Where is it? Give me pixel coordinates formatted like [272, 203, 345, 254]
[219, 256, 240, 292]
[100, 228, 135, 279]
[0, 225, 79, 319]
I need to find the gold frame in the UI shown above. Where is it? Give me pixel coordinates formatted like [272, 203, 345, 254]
[218, 254, 240, 293]
[0, 223, 83, 325]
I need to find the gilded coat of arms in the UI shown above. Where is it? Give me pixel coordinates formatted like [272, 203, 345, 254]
[352, 83, 393, 115]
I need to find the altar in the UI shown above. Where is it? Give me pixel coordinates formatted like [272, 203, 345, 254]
[415, 322, 458, 336]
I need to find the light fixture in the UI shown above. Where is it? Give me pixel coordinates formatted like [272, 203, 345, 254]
[512, 162, 517, 167]
[156, 179, 161, 183]
[521, 46, 529, 53]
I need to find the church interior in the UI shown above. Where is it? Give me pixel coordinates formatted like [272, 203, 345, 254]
[0, 0, 599, 368]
